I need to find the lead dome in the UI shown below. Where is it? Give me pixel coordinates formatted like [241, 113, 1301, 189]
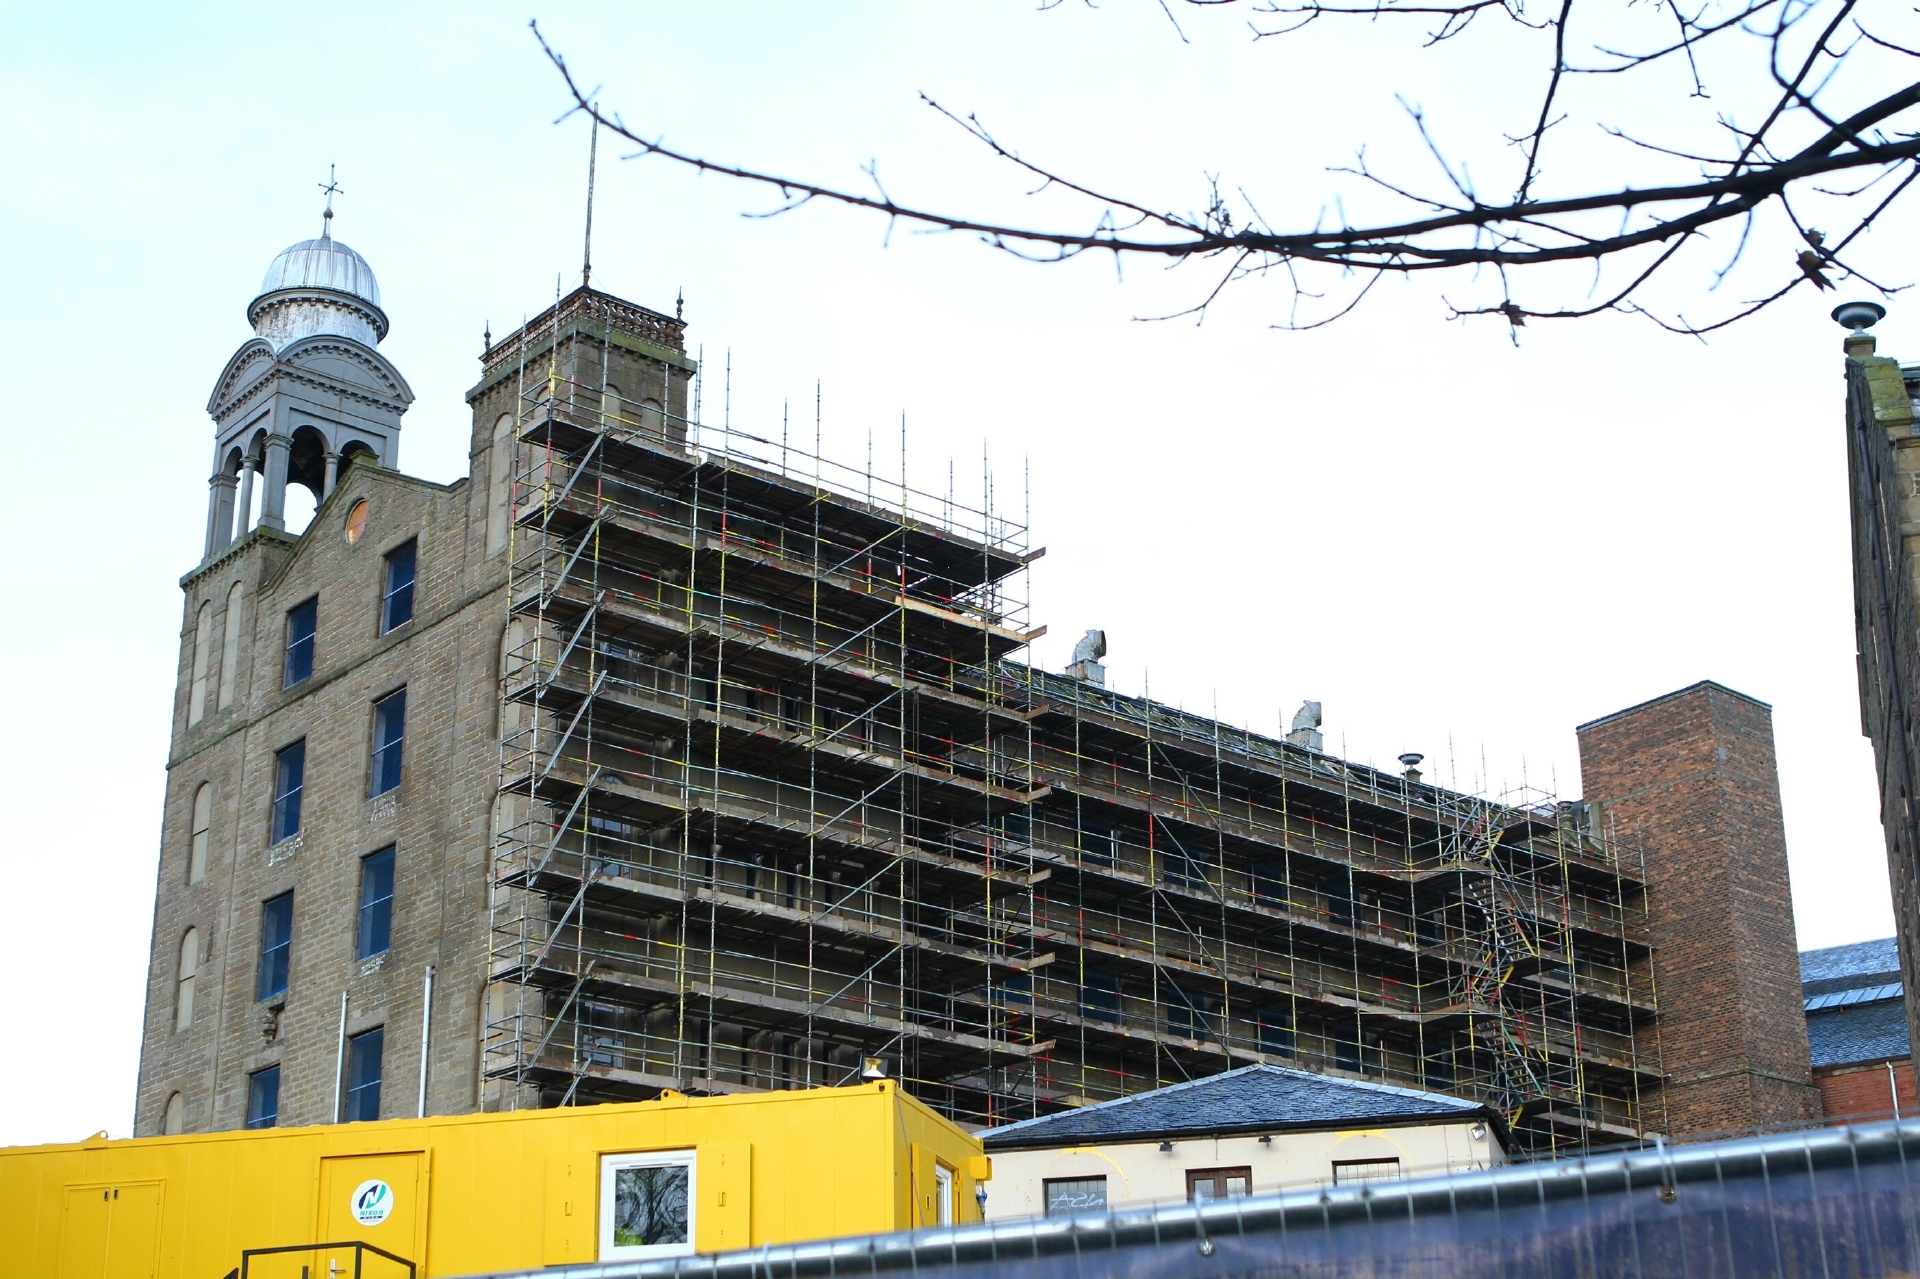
[247, 228, 390, 349]
[257, 233, 381, 308]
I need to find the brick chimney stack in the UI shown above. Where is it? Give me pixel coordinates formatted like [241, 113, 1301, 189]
[1577, 681, 1821, 1138]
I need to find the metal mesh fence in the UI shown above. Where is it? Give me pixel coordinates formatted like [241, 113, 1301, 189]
[457, 1118, 1920, 1279]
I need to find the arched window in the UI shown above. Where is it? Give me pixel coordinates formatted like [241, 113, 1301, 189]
[603, 383, 623, 428]
[639, 398, 665, 437]
[188, 601, 213, 726]
[218, 582, 245, 711]
[487, 413, 515, 558]
[175, 928, 200, 1031]
[500, 620, 528, 742]
[163, 1091, 183, 1135]
[188, 782, 212, 885]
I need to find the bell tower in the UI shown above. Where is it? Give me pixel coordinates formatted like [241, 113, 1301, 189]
[201, 192, 413, 560]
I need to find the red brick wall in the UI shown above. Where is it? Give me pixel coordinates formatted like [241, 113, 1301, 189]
[1577, 682, 1822, 1139]
[1818, 1059, 1917, 1123]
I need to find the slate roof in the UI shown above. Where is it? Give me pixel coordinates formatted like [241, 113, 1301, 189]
[1808, 997, 1910, 1069]
[980, 1064, 1498, 1152]
[1800, 937, 1909, 1069]
[1802, 938, 1900, 989]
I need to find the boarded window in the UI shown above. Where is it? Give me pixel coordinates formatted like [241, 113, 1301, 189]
[218, 581, 245, 710]
[188, 601, 213, 726]
[487, 414, 514, 557]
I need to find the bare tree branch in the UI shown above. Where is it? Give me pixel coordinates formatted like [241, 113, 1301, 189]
[531, 0, 1920, 335]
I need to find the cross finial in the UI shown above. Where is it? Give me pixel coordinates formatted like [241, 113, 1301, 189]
[318, 163, 344, 238]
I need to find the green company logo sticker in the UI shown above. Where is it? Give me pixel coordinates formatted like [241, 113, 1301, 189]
[352, 1178, 394, 1226]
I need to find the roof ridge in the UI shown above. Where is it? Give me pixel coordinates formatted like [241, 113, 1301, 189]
[982, 1062, 1479, 1139]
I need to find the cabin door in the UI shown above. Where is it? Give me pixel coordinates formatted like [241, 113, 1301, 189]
[58, 1182, 162, 1279]
[314, 1152, 428, 1278]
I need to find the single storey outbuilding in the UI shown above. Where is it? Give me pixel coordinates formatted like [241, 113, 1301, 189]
[980, 1063, 1506, 1219]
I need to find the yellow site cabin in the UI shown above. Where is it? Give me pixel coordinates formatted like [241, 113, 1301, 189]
[0, 1080, 989, 1279]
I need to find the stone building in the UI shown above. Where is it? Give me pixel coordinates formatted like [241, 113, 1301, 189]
[1838, 302, 1920, 1092]
[138, 220, 690, 1136]
[135, 216, 1818, 1148]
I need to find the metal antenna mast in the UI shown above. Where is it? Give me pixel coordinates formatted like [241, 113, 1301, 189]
[581, 115, 599, 288]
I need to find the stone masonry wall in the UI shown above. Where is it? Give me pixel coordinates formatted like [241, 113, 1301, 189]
[1576, 682, 1822, 1138]
[136, 310, 685, 1136]
[135, 459, 509, 1134]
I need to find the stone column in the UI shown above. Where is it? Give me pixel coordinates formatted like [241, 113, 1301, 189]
[323, 450, 340, 498]
[207, 471, 239, 557]
[259, 433, 292, 531]
[235, 457, 258, 540]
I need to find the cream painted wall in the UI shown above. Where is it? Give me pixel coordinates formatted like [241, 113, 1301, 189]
[984, 1122, 1502, 1220]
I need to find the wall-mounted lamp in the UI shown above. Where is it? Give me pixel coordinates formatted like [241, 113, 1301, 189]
[1159, 1140, 1174, 1152]
[1469, 1122, 1488, 1142]
[861, 1056, 888, 1080]
[1259, 1134, 1273, 1145]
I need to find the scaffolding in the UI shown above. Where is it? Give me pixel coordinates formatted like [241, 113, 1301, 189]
[481, 289, 1662, 1150]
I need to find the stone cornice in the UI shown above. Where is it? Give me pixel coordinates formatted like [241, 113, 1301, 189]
[247, 285, 389, 342]
[211, 349, 412, 428]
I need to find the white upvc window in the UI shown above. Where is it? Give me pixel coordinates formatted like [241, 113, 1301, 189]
[934, 1164, 955, 1225]
[600, 1150, 697, 1261]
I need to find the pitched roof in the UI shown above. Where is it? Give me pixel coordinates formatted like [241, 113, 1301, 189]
[1809, 996, 1911, 1068]
[1802, 938, 1900, 989]
[1799, 937, 1908, 1068]
[980, 1064, 1496, 1152]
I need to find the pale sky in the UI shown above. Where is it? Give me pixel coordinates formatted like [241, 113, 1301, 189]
[2, 1, 1908, 1146]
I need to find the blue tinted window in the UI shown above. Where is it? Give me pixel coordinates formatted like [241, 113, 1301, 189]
[257, 892, 292, 1000]
[1258, 1007, 1296, 1058]
[284, 597, 316, 687]
[346, 1027, 383, 1122]
[1167, 985, 1215, 1041]
[369, 689, 405, 797]
[245, 1065, 280, 1129]
[271, 740, 305, 844]
[1082, 970, 1121, 1024]
[381, 540, 416, 633]
[357, 847, 395, 959]
[1333, 1023, 1362, 1073]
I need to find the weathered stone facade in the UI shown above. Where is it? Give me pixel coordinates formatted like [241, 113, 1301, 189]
[135, 273, 690, 1135]
[1841, 327, 1920, 1102]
